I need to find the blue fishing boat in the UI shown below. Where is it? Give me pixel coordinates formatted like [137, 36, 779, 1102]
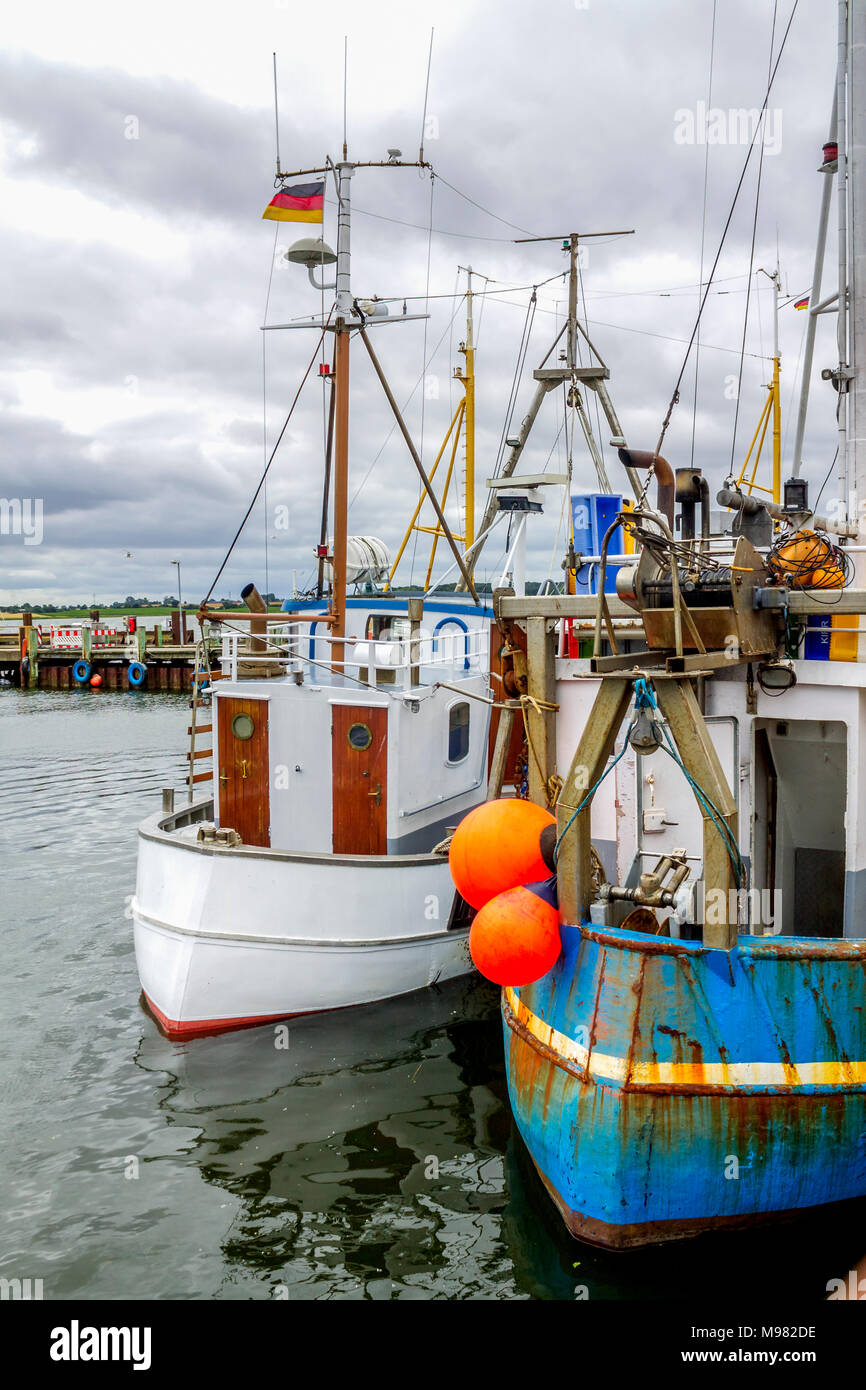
[452, 2, 866, 1246]
[503, 926, 866, 1247]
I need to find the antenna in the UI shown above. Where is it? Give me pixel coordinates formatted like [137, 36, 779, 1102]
[342, 36, 348, 160]
[272, 53, 281, 178]
[419, 28, 434, 164]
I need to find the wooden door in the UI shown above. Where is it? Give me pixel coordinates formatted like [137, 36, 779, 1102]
[217, 696, 270, 847]
[332, 705, 387, 854]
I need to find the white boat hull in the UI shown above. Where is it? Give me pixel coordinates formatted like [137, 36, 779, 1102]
[132, 802, 473, 1037]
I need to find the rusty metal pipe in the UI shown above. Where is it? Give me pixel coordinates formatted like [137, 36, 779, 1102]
[241, 581, 267, 655]
[618, 448, 675, 527]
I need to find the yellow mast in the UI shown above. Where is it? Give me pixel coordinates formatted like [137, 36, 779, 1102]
[735, 264, 782, 505]
[385, 266, 476, 588]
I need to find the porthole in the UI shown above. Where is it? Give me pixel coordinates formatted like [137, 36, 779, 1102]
[232, 712, 255, 740]
[348, 722, 372, 751]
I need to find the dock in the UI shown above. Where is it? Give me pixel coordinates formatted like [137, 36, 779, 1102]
[0, 610, 219, 691]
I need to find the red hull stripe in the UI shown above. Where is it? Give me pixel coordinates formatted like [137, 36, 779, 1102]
[143, 993, 292, 1039]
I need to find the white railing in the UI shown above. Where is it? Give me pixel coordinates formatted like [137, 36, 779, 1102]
[218, 620, 488, 688]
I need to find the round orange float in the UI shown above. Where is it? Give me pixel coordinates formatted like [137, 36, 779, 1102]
[469, 877, 561, 986]
[449, 798, 555, 909]
[90, 673, 103, 687]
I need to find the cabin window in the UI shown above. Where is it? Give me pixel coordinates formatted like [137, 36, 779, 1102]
[448, 702, 470, 763]
[231, 712, 255, 740]
[347, 722, 372, 751]
[366, 615, 410, 641]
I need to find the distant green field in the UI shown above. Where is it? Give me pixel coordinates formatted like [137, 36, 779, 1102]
[11, 605, 281, 621]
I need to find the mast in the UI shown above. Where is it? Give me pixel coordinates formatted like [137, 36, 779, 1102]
[771, 264, 782, 504]
[331, 161, 354, 672]
[849, 0, 866, 525]
[272, 159, 484, 613]
[462, 266, 476, 552]
[792, 88, 838, 479]
[837, 0, 851, 510]
[461, 227, 634, 588]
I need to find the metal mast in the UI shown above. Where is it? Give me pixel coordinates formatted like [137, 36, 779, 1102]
[849, 0, 866, 523]
[460, 229, 634, 588]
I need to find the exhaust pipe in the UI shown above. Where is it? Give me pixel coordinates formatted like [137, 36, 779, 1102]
[618, 448, 675, 527]
[241, 582, 267, 655]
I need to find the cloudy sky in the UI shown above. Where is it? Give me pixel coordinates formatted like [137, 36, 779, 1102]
[0, 0, 842, 605]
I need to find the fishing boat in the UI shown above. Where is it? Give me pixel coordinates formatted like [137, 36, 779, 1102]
[131, 117, 581, 1036]
[458, 2, 866, 1247]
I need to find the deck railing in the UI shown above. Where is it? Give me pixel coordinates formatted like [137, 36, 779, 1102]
[218, 620, 488, 688]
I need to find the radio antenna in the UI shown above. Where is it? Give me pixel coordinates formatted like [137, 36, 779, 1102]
[419, 28, 434, 163]
[342, 37, 348, 159]
[272, 53, 281, 177]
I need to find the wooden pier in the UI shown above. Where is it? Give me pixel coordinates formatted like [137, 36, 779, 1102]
[0, 610, 218, 691]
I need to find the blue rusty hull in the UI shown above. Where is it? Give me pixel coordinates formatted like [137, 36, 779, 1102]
[503, 921, 866, 1248]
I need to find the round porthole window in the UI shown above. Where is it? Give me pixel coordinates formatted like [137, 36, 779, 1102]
[232, 712, 255, 740]
[348, 722, 372, 751]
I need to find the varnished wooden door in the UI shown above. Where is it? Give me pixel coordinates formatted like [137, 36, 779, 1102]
[332, 705, 387, 854]
[217, 696, 270, 846]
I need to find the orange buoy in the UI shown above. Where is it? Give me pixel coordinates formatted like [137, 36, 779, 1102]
[469, 878, 561, 986]
[90, 673, 103, 687]
[449, 798, 555, 909]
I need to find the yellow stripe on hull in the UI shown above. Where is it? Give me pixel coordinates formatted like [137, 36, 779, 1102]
[504, 986, 866, 1090]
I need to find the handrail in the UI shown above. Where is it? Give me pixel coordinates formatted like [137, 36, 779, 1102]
[218, 620, 488, 685]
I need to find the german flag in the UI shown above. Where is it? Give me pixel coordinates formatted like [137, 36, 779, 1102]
[794, 295, 810, 310]
[262, 181, 324, 223]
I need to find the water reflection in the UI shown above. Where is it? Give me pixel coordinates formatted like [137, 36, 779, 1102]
[135, 977, 527, 1299]
[135, 975, 866, 1302]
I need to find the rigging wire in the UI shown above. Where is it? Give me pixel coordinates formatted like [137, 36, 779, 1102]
[491, 291, 537, 479]
[729, 0, 779, 477]
[349, 295, 466, 508]
[433, 173, 539, 238]
[690, 0, 717, 470]
[577, 252, 607, 476]
[813, 445, 841, 516]
[260, 222, 281, 604]
[650, 0, 801, 474]
[418, 28, 434, 163]
[202, 311, 333, 607]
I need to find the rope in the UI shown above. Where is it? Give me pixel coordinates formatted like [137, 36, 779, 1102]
[553, 678, 746, 888]
[553, 723, 635, 863]
[516, 692, 561, 809]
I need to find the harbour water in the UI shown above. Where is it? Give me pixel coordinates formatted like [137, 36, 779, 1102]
[1, 686, 864, 1300]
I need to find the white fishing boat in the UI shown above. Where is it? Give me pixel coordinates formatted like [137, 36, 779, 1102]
[131, 123, 583, 1036]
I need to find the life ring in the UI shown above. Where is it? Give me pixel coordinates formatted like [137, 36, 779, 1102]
[127, 661, 147, 688]
[72, 660, 91, 684]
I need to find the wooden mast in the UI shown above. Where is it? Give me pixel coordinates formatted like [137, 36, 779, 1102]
[330, 161, 354, 674]
[463, 266, 476, 552]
